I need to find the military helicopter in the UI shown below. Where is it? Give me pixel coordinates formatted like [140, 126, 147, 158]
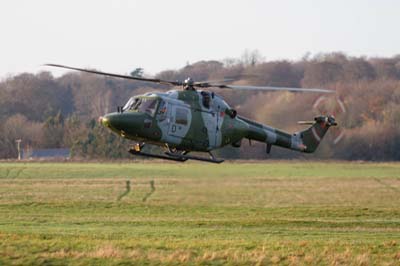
[46, 64, 337, 163]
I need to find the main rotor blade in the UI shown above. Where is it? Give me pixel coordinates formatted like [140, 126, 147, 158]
[194, 74, 260, 87]
[194, 78, 235, 87]
[44, 64, 182, 86]
[298, 121, 315, 125]
[206, 84, 335, 93]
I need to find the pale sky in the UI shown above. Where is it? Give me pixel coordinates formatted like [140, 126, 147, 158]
[0, 0, 399, 78]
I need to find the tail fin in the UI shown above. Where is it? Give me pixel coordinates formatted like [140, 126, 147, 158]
[299, 115, 337, 153]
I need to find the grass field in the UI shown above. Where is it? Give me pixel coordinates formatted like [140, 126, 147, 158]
[0, 161, 400, 265]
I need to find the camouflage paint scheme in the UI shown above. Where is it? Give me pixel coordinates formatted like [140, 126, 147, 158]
[101, 89, 335, 154]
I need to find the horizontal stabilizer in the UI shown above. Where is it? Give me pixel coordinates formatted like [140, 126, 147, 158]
[298, 116, 338, 126]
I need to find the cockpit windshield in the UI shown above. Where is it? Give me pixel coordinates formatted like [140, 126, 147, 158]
[122, 98, 135, 111]
[122, 97, 158, 116]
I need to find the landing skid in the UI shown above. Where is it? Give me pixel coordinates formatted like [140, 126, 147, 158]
[128, 148, 188, 162]
[128, 144, 224, 163]
[165, 152, 224, 164]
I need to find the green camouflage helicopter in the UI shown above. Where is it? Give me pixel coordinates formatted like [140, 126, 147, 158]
[46, 64, 337, 163]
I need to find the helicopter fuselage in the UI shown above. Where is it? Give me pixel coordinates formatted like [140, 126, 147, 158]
[100, 89, 336, 158]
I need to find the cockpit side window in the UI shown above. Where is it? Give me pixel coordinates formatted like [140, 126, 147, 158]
[157, 100, 167, 114]
[122, 97, 158, 116]
[138, 98, 158, 116]
[156, 100, 167, 121]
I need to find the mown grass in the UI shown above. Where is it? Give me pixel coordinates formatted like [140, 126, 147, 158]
[0, 161, 400, 265]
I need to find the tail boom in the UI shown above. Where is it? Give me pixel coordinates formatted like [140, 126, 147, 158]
[238, 115, 336, 154]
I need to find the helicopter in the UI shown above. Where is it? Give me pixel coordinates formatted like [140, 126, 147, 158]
[45, 64, 337, 163]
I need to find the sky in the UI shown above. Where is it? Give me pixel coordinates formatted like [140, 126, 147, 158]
[0, 0, 399, 78]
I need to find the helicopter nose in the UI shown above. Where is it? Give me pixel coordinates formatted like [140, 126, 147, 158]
[99, 112, 143, 132]
[99, 113, 119, 129]
[99, 116, 110, 127]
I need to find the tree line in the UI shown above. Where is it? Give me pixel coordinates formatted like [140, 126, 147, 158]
[1, 52, 400, 160]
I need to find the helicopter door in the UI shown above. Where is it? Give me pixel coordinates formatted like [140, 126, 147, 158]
[199, 111, 217, 148]
[169, 105, 191, 139]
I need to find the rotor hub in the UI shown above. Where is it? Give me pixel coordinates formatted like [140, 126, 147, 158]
[184, 77, 194, 86]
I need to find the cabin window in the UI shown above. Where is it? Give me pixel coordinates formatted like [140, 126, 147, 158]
[175, 108, 188, 125]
